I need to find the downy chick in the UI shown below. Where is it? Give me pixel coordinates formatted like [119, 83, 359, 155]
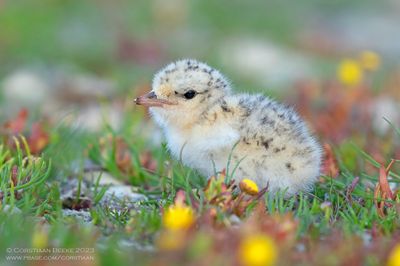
[135, 59, 322, 196]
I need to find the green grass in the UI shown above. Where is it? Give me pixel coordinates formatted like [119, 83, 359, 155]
[0, 111, 398, 265]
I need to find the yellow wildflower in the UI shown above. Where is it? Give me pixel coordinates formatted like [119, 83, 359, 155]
[239, 234, 277, 266]
[31, 227, 48, 249]
[387, 243, 400, 266]
[239, 179, 259, 196]
[337, 59, 363, 86]
[360, 50, 381, 71]
[163, 203, 194, 231]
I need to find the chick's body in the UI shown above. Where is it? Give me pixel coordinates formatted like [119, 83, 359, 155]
[138, 59, 322, 196]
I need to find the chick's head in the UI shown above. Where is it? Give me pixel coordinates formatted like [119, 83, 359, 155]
[136, 59, 231, 128]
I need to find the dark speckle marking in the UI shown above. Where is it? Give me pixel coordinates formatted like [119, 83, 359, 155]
[261, 116, 276, 127]
[242, 137, 250, 145]
[202, 68, 214, 75]
[221, 105, 230, 112]
[262, 138, 273, 150]
[293, 146, 313, 156]
[285, 162, 295, 173]
[220, 100, 231, 112]
[165, 68, 177, 74]
[274, 146, 286, 153]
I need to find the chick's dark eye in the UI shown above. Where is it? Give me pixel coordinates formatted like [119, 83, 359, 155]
[183, 90, 197, 99]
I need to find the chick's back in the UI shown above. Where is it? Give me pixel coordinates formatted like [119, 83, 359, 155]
[215, 93, 322, 195]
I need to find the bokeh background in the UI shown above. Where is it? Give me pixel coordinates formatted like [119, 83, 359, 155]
[2, 0, 400, 109]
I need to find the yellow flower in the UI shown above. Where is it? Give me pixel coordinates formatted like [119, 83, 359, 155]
[31, 227, 48, 249]
[163, 203, 194, 230]
[239, 234, 277, 266]
[387, 244, 400, 266]
[360, 50, 381, 71]
[239, 179, 259, 196]
[337, 59, 363, 86]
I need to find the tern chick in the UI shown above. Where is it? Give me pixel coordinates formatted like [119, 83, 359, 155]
[135, 59, 322, 195]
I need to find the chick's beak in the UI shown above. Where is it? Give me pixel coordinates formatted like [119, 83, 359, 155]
[134, 91, 176, 107]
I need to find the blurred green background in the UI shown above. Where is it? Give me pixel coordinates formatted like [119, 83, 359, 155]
[1, 0, 399, 101]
